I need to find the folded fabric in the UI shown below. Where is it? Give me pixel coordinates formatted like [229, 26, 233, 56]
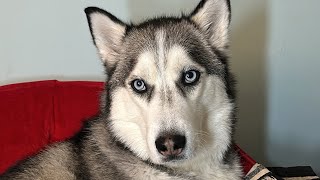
[245, 164, 319, 180]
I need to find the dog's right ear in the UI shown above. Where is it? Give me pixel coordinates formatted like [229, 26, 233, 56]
[190, 0, 231, 50]
[85, 7, 126, 71]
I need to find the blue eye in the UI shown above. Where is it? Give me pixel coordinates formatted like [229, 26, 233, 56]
[131, 79, 147, 93]
[183, 70, 200, 85]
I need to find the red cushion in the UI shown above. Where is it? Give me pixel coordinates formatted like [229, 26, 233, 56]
[50, 81, 103, 142]
[0, 81, 55, 173]
[236, 144, 256, 174]
[0, 80, 255, 175]
[0, 80, 103, 173]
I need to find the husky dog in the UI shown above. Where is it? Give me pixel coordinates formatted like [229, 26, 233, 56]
[1, 0, 242, 179]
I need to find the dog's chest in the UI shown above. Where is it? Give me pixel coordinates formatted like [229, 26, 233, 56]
[124, 165, 240, 180]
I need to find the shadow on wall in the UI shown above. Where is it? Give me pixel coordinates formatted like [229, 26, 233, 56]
[230, 1, 268, 165]
[271, 141, 320, 175]
[127, 0, 270, 165]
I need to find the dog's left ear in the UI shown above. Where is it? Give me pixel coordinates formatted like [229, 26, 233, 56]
[190, 0, 231, 50]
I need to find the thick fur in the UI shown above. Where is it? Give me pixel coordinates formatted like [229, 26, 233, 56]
[0, 0, 242, 179]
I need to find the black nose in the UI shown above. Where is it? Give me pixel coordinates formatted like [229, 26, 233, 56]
[155, 134, 186, 157]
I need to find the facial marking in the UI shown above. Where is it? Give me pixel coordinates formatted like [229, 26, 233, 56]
[155, 30, 173, 102]
[167, 45, 205, 97]
[129, 51, 157, 103]
[155, 30, 166, 77]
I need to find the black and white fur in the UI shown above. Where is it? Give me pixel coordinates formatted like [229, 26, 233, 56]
[1, 0, 242, 179]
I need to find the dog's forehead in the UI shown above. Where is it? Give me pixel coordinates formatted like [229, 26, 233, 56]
[123, 19, 194, 55]
[121, 19, 223, 74]
[109, 18, 226, 89]
[132, 43, 200, 83]
[127, 24, 194, 81]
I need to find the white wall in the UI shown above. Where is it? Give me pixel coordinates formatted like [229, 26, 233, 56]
[1, 0, 319, 174]
[267, 0, 320, 173]
[231, 0, 320, 174]
[0, 0, 128, 85]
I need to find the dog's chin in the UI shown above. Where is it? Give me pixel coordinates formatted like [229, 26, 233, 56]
[150, 156, 187, 166]
[162, 154, 186, 163]
[148, 150, 191, 166]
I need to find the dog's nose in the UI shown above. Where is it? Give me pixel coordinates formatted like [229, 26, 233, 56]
[155, 134, 186, 157]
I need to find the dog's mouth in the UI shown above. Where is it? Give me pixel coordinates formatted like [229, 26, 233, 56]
[163, 155, 186, 163]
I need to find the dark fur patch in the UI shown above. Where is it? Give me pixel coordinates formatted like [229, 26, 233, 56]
[222, 143, 239, 166]
[212, 48, 236, 101]
[0, 156, 35, 179]
[146, 85, 155, 102]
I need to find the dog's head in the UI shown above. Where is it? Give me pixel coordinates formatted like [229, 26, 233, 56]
[85, 0, 235, 166]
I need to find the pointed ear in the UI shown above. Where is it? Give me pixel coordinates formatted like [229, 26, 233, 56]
[190, 0, 231, 50]
[85, 7, 126, 71]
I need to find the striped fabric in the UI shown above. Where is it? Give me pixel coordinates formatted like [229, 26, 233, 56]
[245, 164, 319, 180]
[245, 164, 278, 180]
